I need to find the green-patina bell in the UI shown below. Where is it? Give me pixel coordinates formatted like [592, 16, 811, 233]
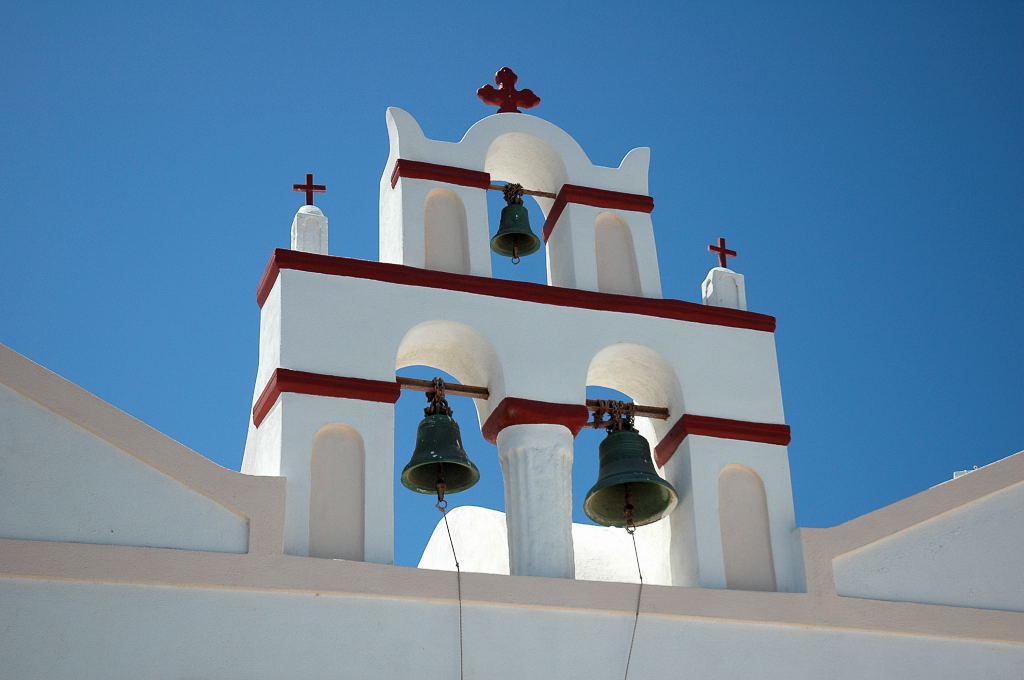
[584, 429, 678, 528]
[401, 413, 480, 495]
[490, 202, 541, 258]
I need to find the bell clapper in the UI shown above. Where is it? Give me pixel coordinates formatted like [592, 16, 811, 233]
[435, 464, 448, 510]
[624, 483, 637, 534]
[512, 239, 520, 265]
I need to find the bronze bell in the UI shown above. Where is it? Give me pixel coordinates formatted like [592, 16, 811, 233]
[400, 379, 480, 496]
[584, 428, 678, 528]
[490, 183, 540, 262]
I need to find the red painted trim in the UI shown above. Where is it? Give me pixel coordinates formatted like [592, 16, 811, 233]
[481, 397, 590, 444]
[541, 192, 568, 243]
[252, 368, 401, 427]
[542, 184, 655, 242]
[653, 414, 792, 467]
[256, 249, 776, 332]
[389, 159, 491, 190]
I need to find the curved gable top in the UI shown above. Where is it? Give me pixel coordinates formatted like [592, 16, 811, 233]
[384, 107, 651, 195]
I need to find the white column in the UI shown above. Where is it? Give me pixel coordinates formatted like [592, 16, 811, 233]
[497, 424, 575, 579]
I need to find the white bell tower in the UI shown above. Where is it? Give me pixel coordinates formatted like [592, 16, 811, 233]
[242, 68, 803, 591]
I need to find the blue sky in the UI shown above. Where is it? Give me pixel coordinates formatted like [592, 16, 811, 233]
[2, 2, 1021, 567]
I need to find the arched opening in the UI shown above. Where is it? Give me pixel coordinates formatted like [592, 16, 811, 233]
[309, 425, 365, 561]
[595, 212, 641, 296]
[424, 187, 470, 274]
[486, 189, 549, 285]
[396, 319, 505, 424]
[484, 132, 569, 285]
[586, 343, 684, 421]
[719, 464, 776, 591]
[393, 365, 501, 569]
[393, 320, 506, 568]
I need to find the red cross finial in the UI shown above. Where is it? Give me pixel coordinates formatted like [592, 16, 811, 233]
[292, 173, 326, 206]
[708, 237, 737, 268]
[477, 67, 541, 113]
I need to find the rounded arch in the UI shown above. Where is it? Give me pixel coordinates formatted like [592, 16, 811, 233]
[718, 464, 776, 591]
[594, 212, 641, 295]
[423, 187, 469, 274]
[396, 320, 505, 425]
[483, 132, 569, 216]
[586, 343, 683, 416]
[585, 343, 683, 455]
[309, 424, 365, 561]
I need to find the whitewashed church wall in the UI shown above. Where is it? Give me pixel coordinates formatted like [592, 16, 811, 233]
[0, 383, 248, 554]
[833, 480, 1024, 612]
[267, 270, 785, 424]
[2, 576, 1020, 680]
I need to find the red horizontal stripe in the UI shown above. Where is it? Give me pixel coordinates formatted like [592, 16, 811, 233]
[256, 249, 776, 332]
[390, 159, 491, 189]
[542, 184, 654, 242]
[252, 368, 401, 427]
[654, 414, 792, 467]
[481, 397, 590, 444]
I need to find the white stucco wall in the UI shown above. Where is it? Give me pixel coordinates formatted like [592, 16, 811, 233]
[833, 481, 1024, 612]
[0, 383, 248, 553]
[266, 269, 784, 422]
[418, 506, 673, 585]
[3, 576, 1021, 680]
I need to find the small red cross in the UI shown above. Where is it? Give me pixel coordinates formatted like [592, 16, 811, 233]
[477, 67, 541, 113]
[708, 237, 737, 268]
[292, 173, 326, 206]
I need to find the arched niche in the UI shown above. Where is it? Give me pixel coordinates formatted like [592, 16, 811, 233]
[718, 464, 777, 591]
[396, 320, 505, 426]
[309, 424, 365, 561]
[594, 212, 641, 295]
[424, 187, 470, 274]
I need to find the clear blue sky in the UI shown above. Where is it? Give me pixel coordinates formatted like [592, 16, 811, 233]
[2, 1, 1021, 567]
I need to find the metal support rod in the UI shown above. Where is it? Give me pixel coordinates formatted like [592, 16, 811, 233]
[396, 376, 489, 399]
[394, 377, 670, 420]
[586, 399, 669, 420]
[487, 182, 558, 200]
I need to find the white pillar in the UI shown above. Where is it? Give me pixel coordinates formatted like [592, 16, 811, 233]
[291, 205, 328, 254]
[497, 424, 575, 579]
[701, 267, 747, 310]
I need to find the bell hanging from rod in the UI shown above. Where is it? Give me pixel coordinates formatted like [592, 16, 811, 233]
[490, 183, 541, 264]
[583, 402, 678, 529]
[401, 378, 480, 499]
